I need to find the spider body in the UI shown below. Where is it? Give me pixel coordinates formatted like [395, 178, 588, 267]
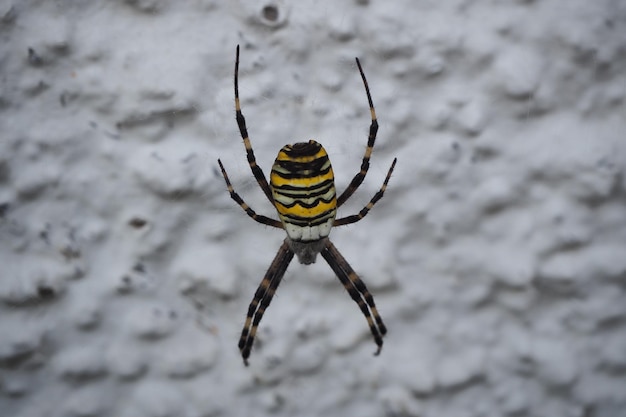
[218, 45, 397, 365]
[271, 140, 337, 250]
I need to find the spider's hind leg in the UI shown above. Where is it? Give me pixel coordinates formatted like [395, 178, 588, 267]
[320, 240, 387, 354]
[239, 240, 294, 365]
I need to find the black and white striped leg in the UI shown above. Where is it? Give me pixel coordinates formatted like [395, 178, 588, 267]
[321, 240, 387, 355]
[239, 240, 294, 365]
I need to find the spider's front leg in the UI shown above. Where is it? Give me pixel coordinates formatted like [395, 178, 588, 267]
[233, 44, 275, 204]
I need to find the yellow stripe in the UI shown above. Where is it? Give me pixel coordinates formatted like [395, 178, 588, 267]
[270, 170, 334, 188]
[274, 199, 336, 219]
[275, 148, 327, 163]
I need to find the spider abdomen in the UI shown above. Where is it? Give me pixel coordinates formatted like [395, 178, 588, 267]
[270, 140, 337, 243]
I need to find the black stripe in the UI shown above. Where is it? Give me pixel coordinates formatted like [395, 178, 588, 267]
[283, 216, 334, 228]
[277, 154, 328, 169]
[274, 183, 335, 199]
[275, 195, 335, 209]
[271, 166, 332, 179]
[272, 178, 334, 192]
[275, 155, 328, 169]
[272, 157, 330, 179]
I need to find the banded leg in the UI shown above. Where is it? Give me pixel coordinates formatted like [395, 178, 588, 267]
[337, 57, 380, 208]
[239, 240, 294, 365]
[321, 240, 387, 354]
[218, 159, 283, 228]
[234, 44, 275, 204]
[334, 157, 397, 227]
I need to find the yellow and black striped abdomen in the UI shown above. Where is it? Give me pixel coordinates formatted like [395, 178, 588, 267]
[270, 140, 337, 242]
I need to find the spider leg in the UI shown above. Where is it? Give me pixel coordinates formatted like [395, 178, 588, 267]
[336, 57, 379, 208]
[239, 240, 294, 365]
[218, 159, 283, 228]
[234, 44, 275, 204]
[321, 240, 387, 355]
[334, 157, 396, 227]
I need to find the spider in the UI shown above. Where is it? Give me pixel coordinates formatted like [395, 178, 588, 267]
[218, 45, 397, 366]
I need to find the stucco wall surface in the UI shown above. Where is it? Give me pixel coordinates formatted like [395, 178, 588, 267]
[1, 1, 625, 416]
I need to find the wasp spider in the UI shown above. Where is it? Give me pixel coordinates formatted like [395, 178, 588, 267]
[218, 45, 397, 365]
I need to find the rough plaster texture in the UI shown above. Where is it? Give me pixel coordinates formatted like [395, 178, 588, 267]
[1, 1, 626, 416]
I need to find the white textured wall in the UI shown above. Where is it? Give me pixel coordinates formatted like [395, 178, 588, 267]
[1, 1, 625, 416]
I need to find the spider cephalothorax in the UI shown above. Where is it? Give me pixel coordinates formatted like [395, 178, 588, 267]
[217, 45, 397, 365]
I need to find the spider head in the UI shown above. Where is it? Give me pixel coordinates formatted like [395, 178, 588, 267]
[286, 237, 328, 265]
